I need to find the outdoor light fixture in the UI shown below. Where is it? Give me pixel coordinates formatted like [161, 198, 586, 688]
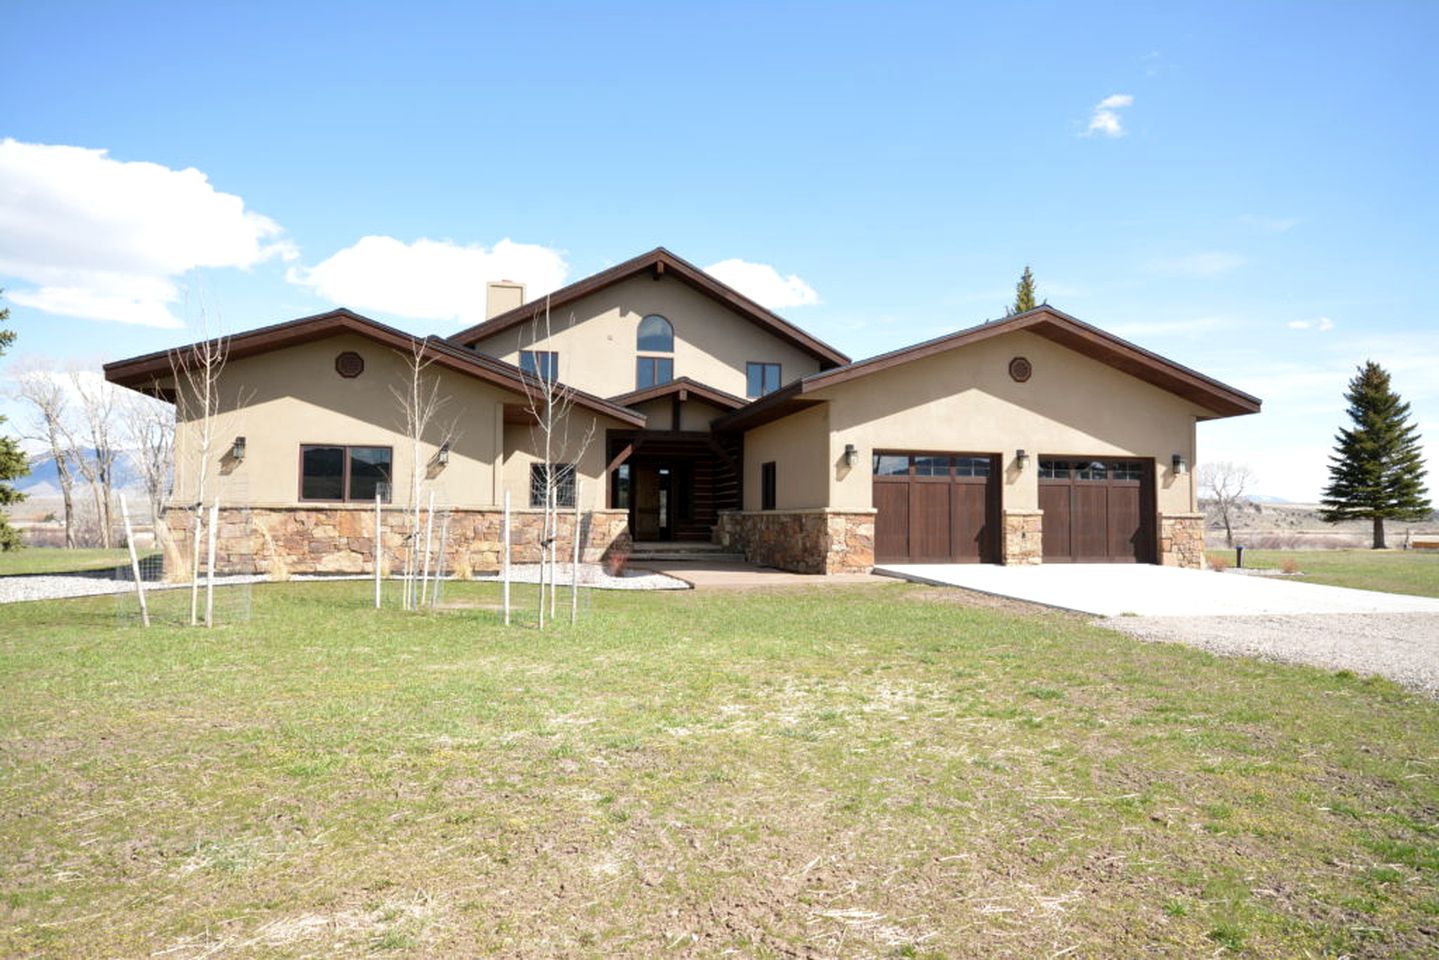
[231, 436, 246, 461]
[1015, 448, 1029, 469]
[436, 442, 451, 466]
[843, 443, 859, 467]
[1172, 453, 1188, 475]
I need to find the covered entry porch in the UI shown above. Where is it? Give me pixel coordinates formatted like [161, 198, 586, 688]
[605, 430, 743, 543]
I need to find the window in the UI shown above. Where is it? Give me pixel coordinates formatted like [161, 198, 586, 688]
[519, 350, 559, 380]
[746, 362, 782, 398]
[636, 356, 674, 389]
[300, 445, 393, 502]
[611, 463, 631, 509]
[530, 462, 576, 508]
[1039, 459, 1070, 480]
[637, 314, 674, 352]
[954, 456, 992, 478]
[913, 455, 950, 477]
[761, 461, 777, 511]
[872, 454, 910, 476]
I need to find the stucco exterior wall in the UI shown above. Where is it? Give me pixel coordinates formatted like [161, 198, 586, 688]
[741, 403, 831, 511]
[813, 330, 1205, 516]
[467, 274, 825, 399]
[170, 332, 622, 513]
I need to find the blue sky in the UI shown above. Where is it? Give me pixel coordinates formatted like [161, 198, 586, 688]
[2, 1, 1435, 501]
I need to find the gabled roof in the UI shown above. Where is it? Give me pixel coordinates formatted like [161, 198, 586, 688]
[608, 376, 747, 411]
[448, 247, 851, 368]
[715, 305, 1262, 432]
[102, 307, 647, 427]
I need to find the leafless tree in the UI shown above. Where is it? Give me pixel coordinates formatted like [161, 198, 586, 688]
[9, 362, 78, 547]
[390, 338, 457, 610]
[169, 317, 233, 626]
[519, 301, 596, 628]
[120, 388, 175, 534]
[1198, 461, 1255, 548]
[57, 367, 122, 549]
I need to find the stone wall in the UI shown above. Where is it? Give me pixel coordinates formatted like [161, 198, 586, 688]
[1001, 510, 1043, 565]
[714, 509, 875, 574]
[1159, 512, 1205, 569]
[160, 505, 631, 579]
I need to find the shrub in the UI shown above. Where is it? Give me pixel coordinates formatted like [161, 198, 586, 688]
[1209, 556, 1230, 572]
[1280, 557, 1300, 575]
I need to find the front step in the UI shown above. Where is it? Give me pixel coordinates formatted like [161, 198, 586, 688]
[627, 541, 746, 563]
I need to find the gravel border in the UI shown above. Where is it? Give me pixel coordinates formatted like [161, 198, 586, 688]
[1105, 612, 1439, 697]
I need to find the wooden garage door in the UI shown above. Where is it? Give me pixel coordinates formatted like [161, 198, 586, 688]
[1038, 458, 1155, 563]
[873, 453, 999, 563]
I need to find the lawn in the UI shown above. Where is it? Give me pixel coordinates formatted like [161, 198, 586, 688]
[1205, 547, 1439, 598]
[3, 581, 1438, 958]
[0, 546, 158, 577]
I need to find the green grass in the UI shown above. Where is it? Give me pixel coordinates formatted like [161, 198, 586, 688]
[1206, 547, 1439, 598]
[0, 546, 158, 576]
[3, 581, 1438, 957]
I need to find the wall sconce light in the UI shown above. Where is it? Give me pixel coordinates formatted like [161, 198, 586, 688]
[1015, 448, 1029, 469]
[231, 436, 246, 461]
[1172, 453, 1187, 475]
[436, 442, 451, 467]
[843, 443, 859, 468]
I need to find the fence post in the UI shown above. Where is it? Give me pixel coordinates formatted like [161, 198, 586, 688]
[420, 490, 436, 608]
[204, 499, 219, 628]
[119, 495, 150, 628]
[374, 489, 383, 609]
[571, 482, 581, 625]
[502, 490, 511, 626]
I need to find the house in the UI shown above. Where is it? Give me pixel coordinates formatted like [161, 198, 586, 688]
[103, 247, 1260, 576]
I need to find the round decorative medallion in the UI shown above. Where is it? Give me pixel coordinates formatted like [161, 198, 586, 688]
[335, 351, 365, 378]
[1008, 356, 1032, 383]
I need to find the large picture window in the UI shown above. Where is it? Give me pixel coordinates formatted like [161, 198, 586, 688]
[530, 462, 577, 508]
[300, 445, 393, 502]
[519, 350, 559, 381]
[746, 362, 781, 398]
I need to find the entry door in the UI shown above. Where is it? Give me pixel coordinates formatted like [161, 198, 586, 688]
[632, 465, 672, 541]
[1038, 458, 1154, 563]
[872, 453, 999, 563]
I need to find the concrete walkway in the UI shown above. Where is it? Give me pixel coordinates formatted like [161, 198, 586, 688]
[634, 559, 887, 590]
[874, 562, 1439, 616]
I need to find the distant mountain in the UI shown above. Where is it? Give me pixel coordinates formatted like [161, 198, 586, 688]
[1247, 494, 1292, 504]
[19, 450, 143, 492]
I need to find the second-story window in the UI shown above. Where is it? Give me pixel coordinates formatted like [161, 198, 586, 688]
[520, 350, 559, 381]
[636, 314, 675, 388]
[746, 362, 781, 398]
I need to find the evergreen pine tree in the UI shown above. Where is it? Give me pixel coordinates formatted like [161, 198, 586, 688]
[0, 290, 29, 551]
[1320, 360, 1431, 549]
[1007, 266, 1037, 316]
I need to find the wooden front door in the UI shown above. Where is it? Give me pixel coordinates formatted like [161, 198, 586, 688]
[1038, 458, 1155, 563]
[634, 466, 663, 541]
[872, 452, 999, 563]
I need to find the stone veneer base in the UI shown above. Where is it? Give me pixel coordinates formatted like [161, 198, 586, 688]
[1159, 512, 1205, 569]
[160, 504, 632, 579]
[1001, 510, 1044, 565]
[714, 509, 876, 575]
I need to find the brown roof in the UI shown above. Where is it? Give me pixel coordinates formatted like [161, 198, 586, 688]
[714, 305, 1262, 432]
[608, 376, 747, 411]
[448, 247, 851, 368]
[102, 307, 647, 427]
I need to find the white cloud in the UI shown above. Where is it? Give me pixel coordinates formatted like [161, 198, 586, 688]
[1085, 93, 1134, 137]
[0, 139, 294, 328]
[703, 258, 819, 309]
[1287, 317, 1335, 331]
[287, 237, 569, 324]
[1239, 214, 1298, 233]
[1147, 252, 1246, 277]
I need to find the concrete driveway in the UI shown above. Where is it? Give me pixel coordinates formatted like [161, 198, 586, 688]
[874, 563, 1439, 616]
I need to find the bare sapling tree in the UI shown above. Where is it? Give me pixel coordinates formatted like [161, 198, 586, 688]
[65, 367, 122, 549]
[121, 386, 176, 535]
[390, 339, 457, 611]
[1198, 460, 1255, 548]
[519, 302, 596, 628]
[10, 362, 78, 547]
[169, 317, 233, 626]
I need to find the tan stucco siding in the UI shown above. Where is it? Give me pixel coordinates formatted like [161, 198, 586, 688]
[742, 403, 831, 511]
[467, 274, 824, 398]
[502, 416, 614, 512]
[812, 330, 1205, 514]
[170, 332, 621, 511]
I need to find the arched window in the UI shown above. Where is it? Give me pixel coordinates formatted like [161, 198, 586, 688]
[637, 314, 674, 353]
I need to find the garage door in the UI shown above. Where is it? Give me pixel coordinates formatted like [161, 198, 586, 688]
[1038, 458, 1155, 563]
[873, 452, 999, 563]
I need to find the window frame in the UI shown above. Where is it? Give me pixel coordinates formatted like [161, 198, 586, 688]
[745, 361, 782, 398]
[760, 461, 777, 511]
[519, 349, 559, 381]
[298, 443, 394, 503]
[635, 355, 674, 389]
[529, 462, 577, 509]
[636, 314, 674, 353]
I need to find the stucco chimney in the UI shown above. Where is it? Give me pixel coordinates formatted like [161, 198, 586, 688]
[485, 280, 525, 320]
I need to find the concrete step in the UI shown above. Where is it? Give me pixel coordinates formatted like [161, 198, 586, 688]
[627, 541, 745, 562]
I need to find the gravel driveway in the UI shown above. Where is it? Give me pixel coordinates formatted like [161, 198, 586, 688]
[1106, 612, 1439, 696]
